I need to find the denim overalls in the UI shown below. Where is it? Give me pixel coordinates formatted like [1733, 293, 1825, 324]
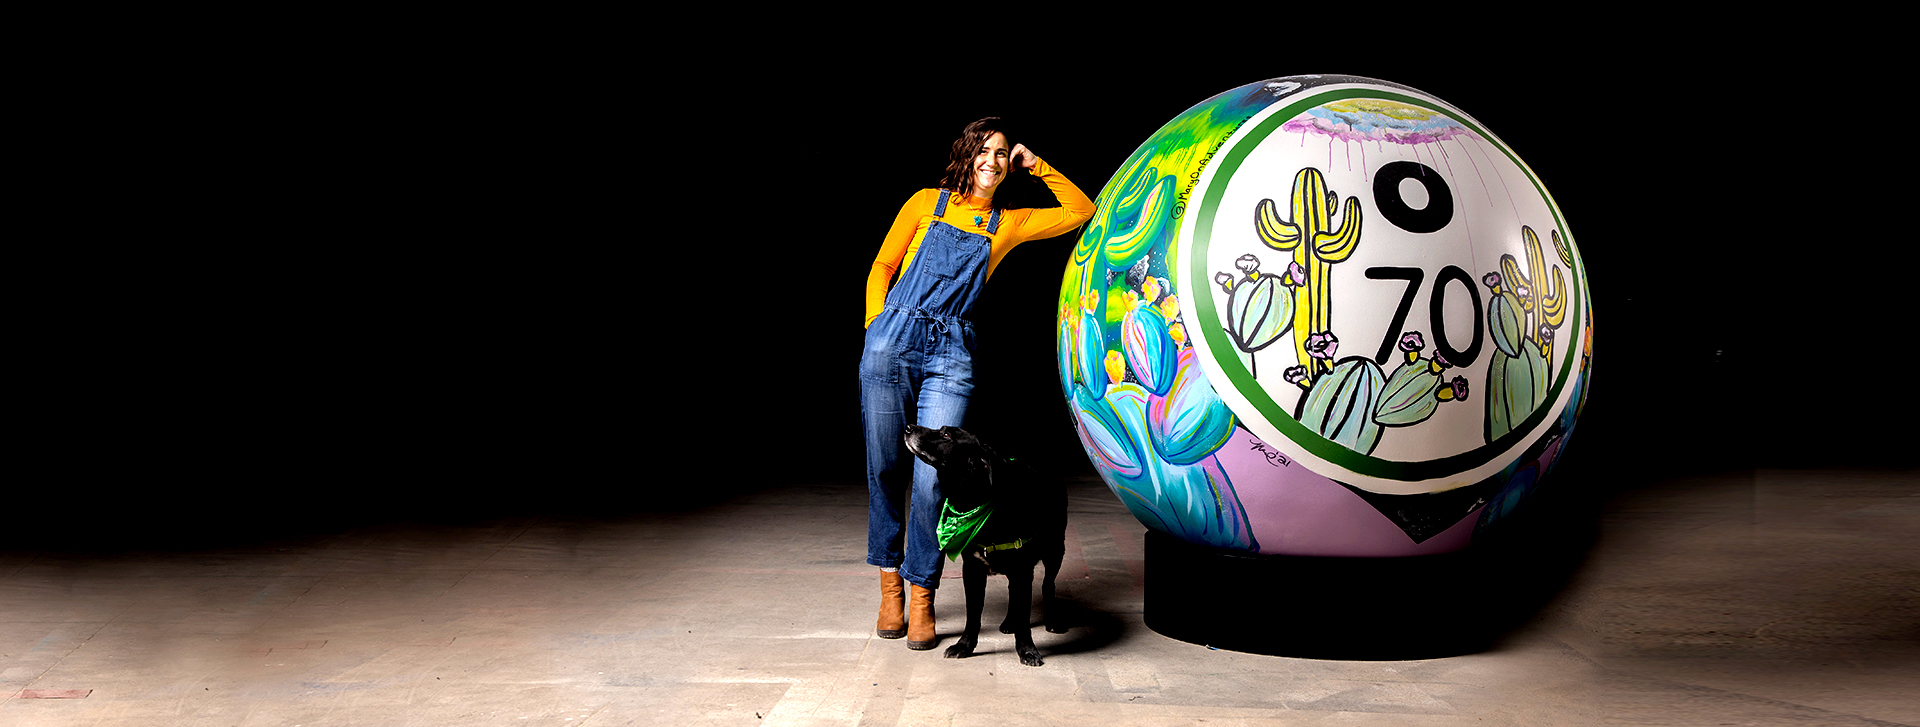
[860, 191, 1001, 590]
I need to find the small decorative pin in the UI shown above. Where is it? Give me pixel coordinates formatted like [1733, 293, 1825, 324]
[973, 215, 984, 228]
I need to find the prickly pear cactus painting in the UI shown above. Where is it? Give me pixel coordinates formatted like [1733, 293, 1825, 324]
[1059, 76, 1593, 556]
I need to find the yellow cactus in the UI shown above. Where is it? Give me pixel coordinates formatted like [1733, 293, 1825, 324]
[1254, 167, 1363, 376]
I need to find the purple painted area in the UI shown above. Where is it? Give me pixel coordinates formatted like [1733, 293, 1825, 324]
[1216, 428, 1477, 557]
[1282, 117, 1472, 146]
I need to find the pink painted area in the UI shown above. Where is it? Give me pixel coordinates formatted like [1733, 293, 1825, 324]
[1218, 428, 1477, 557]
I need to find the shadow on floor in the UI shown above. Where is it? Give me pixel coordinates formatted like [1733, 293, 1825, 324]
[1144, 479, 1603, 661]
[1029, 601, 1129, 659]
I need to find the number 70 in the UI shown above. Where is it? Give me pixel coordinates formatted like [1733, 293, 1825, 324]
[1364, 266, 1484, 368]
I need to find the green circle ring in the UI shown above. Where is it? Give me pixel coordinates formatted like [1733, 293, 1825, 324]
[1186, 88, 1586, 482]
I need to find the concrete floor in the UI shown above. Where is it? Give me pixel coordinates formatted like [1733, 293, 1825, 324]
[1, 468, 1914, 726]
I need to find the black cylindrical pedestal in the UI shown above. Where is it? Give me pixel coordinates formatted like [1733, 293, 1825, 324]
[1143, 530, 1504, 659]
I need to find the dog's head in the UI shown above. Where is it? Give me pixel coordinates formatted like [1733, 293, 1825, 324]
[903, 425, 997, 504]
[903, 425, 990, 470]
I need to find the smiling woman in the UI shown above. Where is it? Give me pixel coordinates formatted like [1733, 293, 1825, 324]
[858, 116, 1095, 651]
[937, 121, 1015, 205]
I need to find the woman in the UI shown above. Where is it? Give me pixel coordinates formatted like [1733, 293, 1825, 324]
[859, 117, 1095, 650]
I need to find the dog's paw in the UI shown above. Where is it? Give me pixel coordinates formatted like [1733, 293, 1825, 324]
[998, 618, 1022, 634]
[943, 640, 976, 659]
[1018, 646, 1044, 667]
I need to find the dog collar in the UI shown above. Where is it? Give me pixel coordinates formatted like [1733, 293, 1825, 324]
[976, 538, 1029, 554]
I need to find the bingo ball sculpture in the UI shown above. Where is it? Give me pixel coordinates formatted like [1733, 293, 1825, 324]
[1059, 75, 1593, 557]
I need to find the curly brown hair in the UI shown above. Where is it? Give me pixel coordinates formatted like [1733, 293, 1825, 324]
[935, 117, 1020, 209]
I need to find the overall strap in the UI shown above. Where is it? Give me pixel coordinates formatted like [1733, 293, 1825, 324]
[933, 190, 950, 218]
[986, 207, 1001, 235]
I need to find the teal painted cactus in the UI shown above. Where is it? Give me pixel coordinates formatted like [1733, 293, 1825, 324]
[1073, 383, 1144, 478]
[1148, 349, 1236, 465]
[1213, 254, 1300, 379]
[1487, 285, 1526, 358]
[1376, 359, 1443, 426]
[1482, 226, 1570, 443]
[1373, 332, 1469, 427]
[1487, 337, 1548, 442]
[1074, 308, 1105, 393]
[1060, 262, 1255, 551]
[1297, 356, 1387, 455]
[1123, 303, 1177, 396]
[1286, 331, 1390, 455]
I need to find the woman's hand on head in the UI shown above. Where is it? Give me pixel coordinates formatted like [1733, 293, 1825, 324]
[1010, 143, 1038, 171]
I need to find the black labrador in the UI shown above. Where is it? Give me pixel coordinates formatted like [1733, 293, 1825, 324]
[903, 424, 1067, 666]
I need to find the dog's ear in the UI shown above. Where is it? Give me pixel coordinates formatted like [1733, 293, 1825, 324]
[971, 448, 997, 490]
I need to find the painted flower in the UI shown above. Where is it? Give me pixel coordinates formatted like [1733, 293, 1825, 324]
[1287, 262, 1307, 287]
[1539, 325, 1555, 345]
[1142, 277, 1162, 303]
[1105, 349, 1127, 386]
[1160, 295, 1180, 321]
[1451, 376, 1469, 401]
[1284, 365, 1309, 387]
[1236, 254, 1261, 276]
[1305, 331, 1339, 360]
[1483, 272, 1500, 289]
[1214, 272, 1234, 293]
[1168, 322, 1187, 348]
[1398, 331, 1426, 364]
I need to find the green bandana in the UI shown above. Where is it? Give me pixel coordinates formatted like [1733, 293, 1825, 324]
[936, 499, 994, 561]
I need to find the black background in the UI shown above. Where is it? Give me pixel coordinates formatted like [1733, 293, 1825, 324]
[21, 23, 1902, 547]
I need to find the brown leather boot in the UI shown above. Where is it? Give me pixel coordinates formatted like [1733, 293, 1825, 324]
[906, 583, 937, 650]
[876, 570, 906, 639]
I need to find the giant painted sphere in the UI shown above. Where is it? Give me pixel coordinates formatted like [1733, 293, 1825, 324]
[1058, 75, 1593, 556]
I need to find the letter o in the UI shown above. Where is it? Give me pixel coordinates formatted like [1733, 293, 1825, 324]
[1373, 161, 1454, 234]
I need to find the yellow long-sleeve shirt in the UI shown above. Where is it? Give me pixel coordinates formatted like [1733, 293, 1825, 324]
[865, 158, 1095, 328]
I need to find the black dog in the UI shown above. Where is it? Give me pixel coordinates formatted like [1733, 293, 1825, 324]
[903, 424, 1067, 666]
